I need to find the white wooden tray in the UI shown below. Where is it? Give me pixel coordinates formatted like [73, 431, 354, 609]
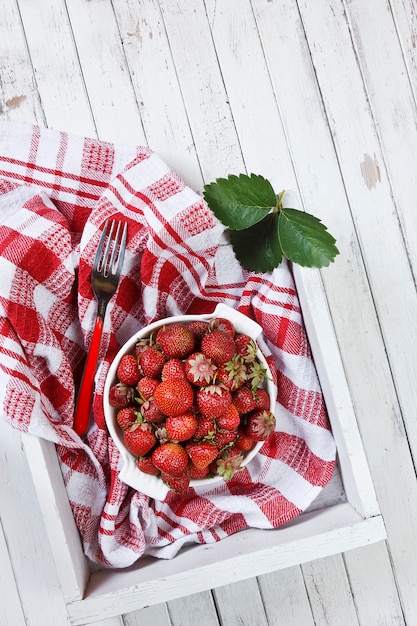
[22, 264, 386, 625]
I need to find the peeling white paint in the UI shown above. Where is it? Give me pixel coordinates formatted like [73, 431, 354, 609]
[360, 153, 381, 189]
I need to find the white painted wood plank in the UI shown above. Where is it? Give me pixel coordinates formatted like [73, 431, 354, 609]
[167, 591, 219, 626]
[390, 0, 417, 100]
[158, 0, 245, 183]
[0, 518, 26, 626]
[0, 420, 71, 625]
[90, 618, 124, 626]
[0, 0, 45, 124]
[22, 435, 89, 604]
[16, 0, 96, 136]
[64, 0, 146, 146]
[293, 266, 380, 518]
[213, 578, 268, 626]
[111, 0, 205, 191]
[204, 0, 297, 189]
[344, 544, 405, 625]
[258, 566, 315, 626]
[123, 602, 171, 626]
[302, 554, 360, 625]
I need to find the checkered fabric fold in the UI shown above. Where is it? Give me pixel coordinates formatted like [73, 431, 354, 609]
[0, 122, 336, 567]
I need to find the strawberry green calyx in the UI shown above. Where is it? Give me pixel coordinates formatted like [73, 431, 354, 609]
[246, 359, 270, 390]
[216, 354, 247, 391]
[245, 409, 276, 441]
[215, 447, 245, 481]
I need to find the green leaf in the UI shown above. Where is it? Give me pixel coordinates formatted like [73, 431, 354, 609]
[229, 213, 283, 273]
[278, 208, 339, 267]
[203, 173, 277, 230]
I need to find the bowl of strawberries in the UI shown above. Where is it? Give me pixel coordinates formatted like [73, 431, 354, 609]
[103, 303, 277, 500]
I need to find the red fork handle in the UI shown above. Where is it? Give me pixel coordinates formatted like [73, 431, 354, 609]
[73, 316, 104, 436]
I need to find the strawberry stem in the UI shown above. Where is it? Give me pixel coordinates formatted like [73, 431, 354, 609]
[274, 189, 286, 213]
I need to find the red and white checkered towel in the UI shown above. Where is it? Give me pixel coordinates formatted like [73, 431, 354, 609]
[0, 121, 336, 567]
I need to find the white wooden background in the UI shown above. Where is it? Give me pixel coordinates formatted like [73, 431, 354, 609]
[1, 0, 417, 624]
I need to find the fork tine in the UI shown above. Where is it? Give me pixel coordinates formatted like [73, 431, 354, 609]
[94, 220, 111, 273]
[113, 221, 128, 275]
[101, 221, 115, 276]
[95, 220, 127, 277]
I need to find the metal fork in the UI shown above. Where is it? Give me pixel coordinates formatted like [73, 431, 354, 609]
[74, 219, 128, 436]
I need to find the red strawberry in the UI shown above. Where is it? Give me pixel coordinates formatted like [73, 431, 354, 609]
[216, 354, 247, 391]
[234, 334, 257, 362]
[215, 446, 245, 480]
[152, 442, 189, 475]
[137, 455, 160, 476]
[201, 329, 236, 365]
[116, 406, 138, 430]
[156, 323, 196, 359]
[140, 399, 165, 424]
[124, 422, 156, 456]
[188, 320, 209, 341]
[166, 412, 198, 442]
[161, 358, 187, 381]
[214, 428, 238, 451]
[108, 383, 135, 408]
[193, 415, 216, 440]
[185, 441, 219, 469]
[216, 403, 241, 430]
[136, 376, 159, 400]
[139, 346, 166, 378]
[235, 427, 256, 452]
[117, 354, 141, 386]
[161, 469, 191, 493]
[244, 409, 276, 441]
[135, 336, 151, 359]
[197, 384, 232, 418]
[209, 317, 236, 337]
[253, 387, 270, 411]
[189, 463, 211, 479]
[154, 379, 195, 416]
[232, 386, 256, 414]
[185, 352, 217, 386]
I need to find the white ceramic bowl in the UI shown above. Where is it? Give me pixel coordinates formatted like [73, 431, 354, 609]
[103, 303, 276, 500]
